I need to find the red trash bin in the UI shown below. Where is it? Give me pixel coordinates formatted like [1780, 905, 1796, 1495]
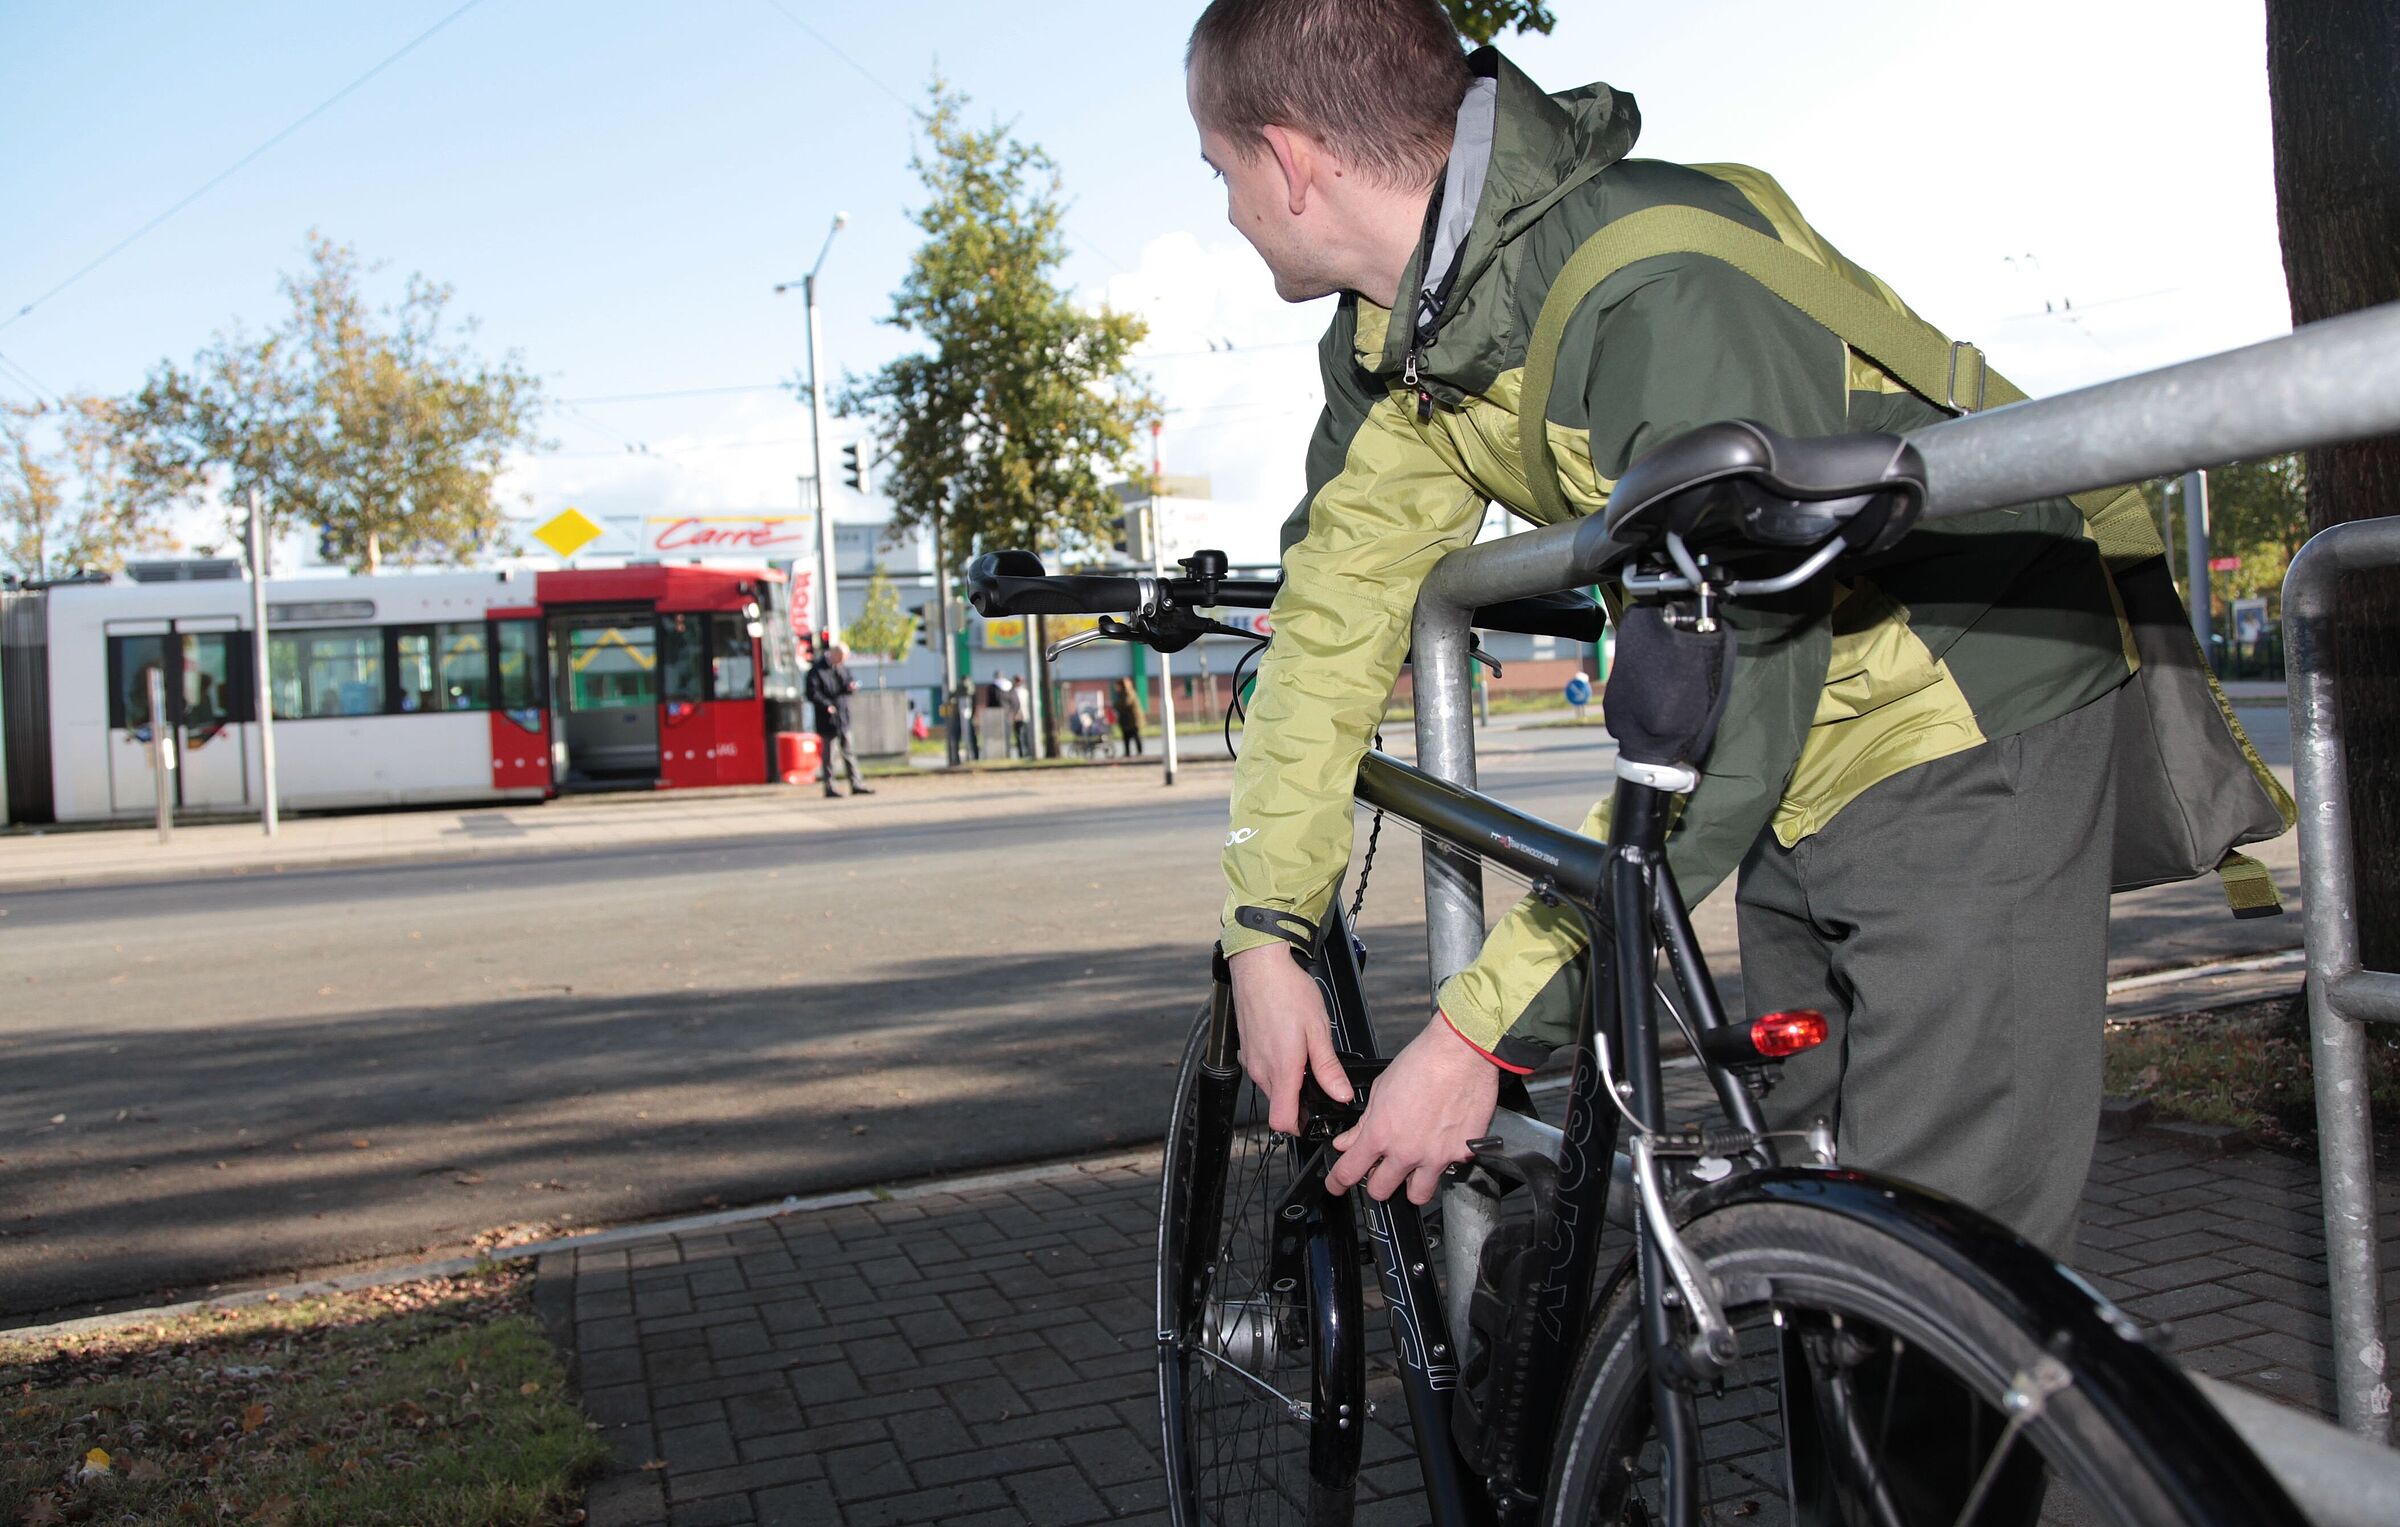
[775, 732, 821, 785]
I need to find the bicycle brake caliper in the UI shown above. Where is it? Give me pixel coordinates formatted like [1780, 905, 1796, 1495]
[1629, 1132, 1738, 1379]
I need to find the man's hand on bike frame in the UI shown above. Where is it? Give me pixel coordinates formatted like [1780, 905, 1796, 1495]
[1227, 945, 1353, 1135]
[1230, 944, 1502, 1204]
[1324, 1017, 1498, 1205]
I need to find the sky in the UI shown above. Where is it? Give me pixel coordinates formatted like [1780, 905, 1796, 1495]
[0, 1, 2293, 567]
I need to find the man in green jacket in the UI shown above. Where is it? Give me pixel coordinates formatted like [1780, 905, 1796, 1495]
[1189, 0, 2136, 1257]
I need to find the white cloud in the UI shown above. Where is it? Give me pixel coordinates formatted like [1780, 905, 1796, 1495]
[1103, 233, 1333, 561]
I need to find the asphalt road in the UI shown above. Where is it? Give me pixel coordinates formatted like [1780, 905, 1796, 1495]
[0, 710, 2300, 1324]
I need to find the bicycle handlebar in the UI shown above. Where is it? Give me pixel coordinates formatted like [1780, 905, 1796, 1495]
[965, 550, 1276, 618]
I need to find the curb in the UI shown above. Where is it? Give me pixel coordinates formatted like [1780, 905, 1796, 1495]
[0, 1149, 1163, 1345]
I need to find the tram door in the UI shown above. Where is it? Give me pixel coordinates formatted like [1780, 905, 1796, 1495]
[548, 609, 659, 783]
[104, 619, 251, 814]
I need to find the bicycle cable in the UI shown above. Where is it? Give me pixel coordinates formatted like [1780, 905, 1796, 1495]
[1220, 633, 1267, 759]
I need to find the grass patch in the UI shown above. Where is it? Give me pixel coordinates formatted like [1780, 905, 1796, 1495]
[2105, 991, 2400, 1168]
[0, 1267, 605, 1526]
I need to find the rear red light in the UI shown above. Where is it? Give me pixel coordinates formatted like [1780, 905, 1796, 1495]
[1751, 1010, 1828, 1058]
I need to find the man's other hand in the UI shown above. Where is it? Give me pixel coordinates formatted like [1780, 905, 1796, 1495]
[1326, 1016, 1499, 1205]
[1228, 943, 1351, 1136]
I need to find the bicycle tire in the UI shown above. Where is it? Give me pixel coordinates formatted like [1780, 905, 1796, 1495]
[1157, 1001, 1364, 1527]
[1544, 1194, 2294, 1526]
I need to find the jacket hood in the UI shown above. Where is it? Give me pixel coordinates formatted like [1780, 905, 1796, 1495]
[1369, 48, 1640, 388]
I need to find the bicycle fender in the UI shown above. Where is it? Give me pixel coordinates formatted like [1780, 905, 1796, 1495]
[1680, 1167, 2301, 1527]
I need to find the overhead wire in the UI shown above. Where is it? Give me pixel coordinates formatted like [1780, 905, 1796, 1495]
[0, 0, 490, 337]
[0, 351, 63, 406]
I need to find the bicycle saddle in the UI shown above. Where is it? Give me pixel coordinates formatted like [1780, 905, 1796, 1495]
[1604, 420, 1925, 564]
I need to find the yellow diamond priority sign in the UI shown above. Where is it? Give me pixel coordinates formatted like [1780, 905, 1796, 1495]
[533, 507, 604, 558]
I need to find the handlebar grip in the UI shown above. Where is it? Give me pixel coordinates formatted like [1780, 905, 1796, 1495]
[964, 551, 1145, 617]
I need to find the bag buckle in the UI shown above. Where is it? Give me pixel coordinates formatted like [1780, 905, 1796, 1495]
[1947, 340, 1990, 413]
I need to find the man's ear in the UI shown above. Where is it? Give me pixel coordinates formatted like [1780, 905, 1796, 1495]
[1259, 124, 1317, 217]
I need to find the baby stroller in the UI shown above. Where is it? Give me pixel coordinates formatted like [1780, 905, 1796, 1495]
[1067, 699, 1115, 759]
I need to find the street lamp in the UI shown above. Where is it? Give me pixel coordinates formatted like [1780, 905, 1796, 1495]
[774, 211, 849, 643]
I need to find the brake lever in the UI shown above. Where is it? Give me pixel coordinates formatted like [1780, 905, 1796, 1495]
[1044, 623, 1127, 660]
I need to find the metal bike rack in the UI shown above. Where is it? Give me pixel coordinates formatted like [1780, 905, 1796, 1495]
[2286, 517, 2400, 1442]
[1402, 299, 2400, 1511]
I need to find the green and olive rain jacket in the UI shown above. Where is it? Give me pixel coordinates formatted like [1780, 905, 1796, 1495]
[1218, 48, 2139, 1071]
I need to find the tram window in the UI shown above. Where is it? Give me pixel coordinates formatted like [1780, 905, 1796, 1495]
[495, 620, 542, 711]
[394, 630, 437, 712]
[566, 624, 656, 709]
[438, 624, 491, 709]
[181, 633, 239, 725]
[269, 628, 384, 718]
[659, 613, 708, 704]
[709, 612, 757, 701]
[107, 634, 170, 729]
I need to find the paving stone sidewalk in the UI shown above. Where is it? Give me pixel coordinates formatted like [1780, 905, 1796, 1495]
[542, 1121, 2400, 1527]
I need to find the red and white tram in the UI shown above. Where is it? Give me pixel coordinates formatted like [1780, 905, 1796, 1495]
[8, 564, 796, 823]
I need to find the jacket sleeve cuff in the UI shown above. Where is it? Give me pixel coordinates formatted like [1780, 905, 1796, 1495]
[1437, 973, 1559, 1074]
[1439, 1010, 1536, 1075]
[1220, 904, 1320, 960]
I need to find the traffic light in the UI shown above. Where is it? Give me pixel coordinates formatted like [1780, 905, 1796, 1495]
[911, 604, 932, 647]
[1112, 503, 1151, 563]
[841, 441, 865, 493]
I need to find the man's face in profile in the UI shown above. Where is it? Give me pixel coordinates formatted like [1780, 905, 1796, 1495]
[1189, 73, 1342, 303]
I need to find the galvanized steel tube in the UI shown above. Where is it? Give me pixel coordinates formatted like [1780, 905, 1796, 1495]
[1911, 302, 2400, 518]
[2284, 517, 2400, 1442]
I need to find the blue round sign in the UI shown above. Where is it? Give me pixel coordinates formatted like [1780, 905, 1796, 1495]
[1564, 675, 1592, 707]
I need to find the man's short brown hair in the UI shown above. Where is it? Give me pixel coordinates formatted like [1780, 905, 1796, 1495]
[1187, 0, 1471, 189]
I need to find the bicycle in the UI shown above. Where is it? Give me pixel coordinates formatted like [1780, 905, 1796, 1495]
[967, 419, 2297, 1526]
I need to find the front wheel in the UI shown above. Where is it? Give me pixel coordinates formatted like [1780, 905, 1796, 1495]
[1157, 996, 1363, 1527]
[1545, 1197, 2292, 1526]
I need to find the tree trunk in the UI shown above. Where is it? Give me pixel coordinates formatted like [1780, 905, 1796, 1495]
[363, 530, 382, 575]
[2267, 0, 2400, 966]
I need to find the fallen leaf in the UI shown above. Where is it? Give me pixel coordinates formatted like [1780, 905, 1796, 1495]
[240, 1403, 267, 1434]
[127, 1457, 166, 1482]
[641, 1457, 669, 1471]
[79, 1445, 111, 1478]
[47, 1114, 64, 1125]
[257, 1493, 299, 1527]
[18, 1493, 62, 1526]
[451, 1171, 484, 1186]
[349, 1138, 370, 1150]
[518, 1381, 541, 1396]
[851, 1124, 868, 1136]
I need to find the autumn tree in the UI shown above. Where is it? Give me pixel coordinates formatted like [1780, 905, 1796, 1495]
[110, 233, 545, 574]
[838, 83, 1158, 577]
[844, 570, 920, 684]
[2266, 1, 2400, 964]
[1, 397, 167, 580]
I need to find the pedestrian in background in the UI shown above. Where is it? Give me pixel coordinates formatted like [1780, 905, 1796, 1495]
[1004, 674, 1032, 758]
[1112, 675, 1145, 757]
[805, 641, 873, 798]
[953, 677, 980, 760]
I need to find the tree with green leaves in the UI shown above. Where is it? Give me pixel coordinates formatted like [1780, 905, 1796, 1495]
[2145, 454, 2311, 611]
[108, 233, 545, 574]
[839, 82, 1159, 576]
[1440, 0, 1554, 43]
[843, 569, 920, 684]
[2, 397, 168, 580]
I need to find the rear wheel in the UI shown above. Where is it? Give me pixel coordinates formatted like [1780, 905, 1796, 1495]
[1544, 1200, 2274, 1526]
[1158, 998, 1363, 1527]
